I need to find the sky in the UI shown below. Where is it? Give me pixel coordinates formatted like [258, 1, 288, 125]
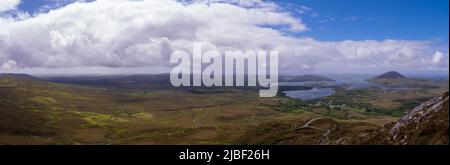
[0, 0, 448, 75]
[287, 0, 449, 43]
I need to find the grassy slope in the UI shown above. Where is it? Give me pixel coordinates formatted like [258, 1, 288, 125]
[0, 75, 447, 144]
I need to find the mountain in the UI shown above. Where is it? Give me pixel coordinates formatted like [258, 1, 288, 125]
[1, 74, 58, 137]
[0, 73, 36, 80]
[357, 91, 449, 145]
[372, 71, 406, 80]
[368, 71, 436, 88]
[0, 73, 107, 140]
[280, 74, 335, 82]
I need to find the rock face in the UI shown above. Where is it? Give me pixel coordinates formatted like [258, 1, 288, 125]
[372, 71, 406, 79]
[388, 91, 449, 144]
[359, 92, 449, 145]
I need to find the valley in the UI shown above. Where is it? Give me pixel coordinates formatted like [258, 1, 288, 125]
[0, 72, 448, 145]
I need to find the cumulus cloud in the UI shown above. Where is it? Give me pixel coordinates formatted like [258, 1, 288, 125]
[0, 0, 20, 12]
[0, 0, 448, 74]
[0, 60, 17, 69]
[429, 51, 449, 69]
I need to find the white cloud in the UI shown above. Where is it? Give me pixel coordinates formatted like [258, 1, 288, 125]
[0, 0, 20, 12]
[1, 60, 17, 69]
[429, 51, 449, 69]
[0, 0, 448, 74]
[432, 51, 444, 64]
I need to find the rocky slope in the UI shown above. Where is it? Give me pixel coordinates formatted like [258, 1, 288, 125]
[356, 91, 449, 145]
[239, 91, 449, 145]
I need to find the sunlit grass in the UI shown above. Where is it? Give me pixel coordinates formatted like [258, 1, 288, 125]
[71, 111, 128, 128]
[132, 112, 154, 120]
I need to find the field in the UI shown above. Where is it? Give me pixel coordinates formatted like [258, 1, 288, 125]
[0, 74, 448, 144]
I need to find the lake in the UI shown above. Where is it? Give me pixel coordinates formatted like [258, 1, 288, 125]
[282, 87, 335, 100]
[279, 74, 374, 100]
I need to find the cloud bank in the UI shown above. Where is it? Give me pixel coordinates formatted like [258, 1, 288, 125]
[0, 0, 448, 74]
[0, 0, 20, 12]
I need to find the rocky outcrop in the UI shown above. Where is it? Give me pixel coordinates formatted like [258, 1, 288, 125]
[358, 92, 449, 145]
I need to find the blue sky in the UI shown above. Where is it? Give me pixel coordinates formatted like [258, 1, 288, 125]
[15, 0, 450, 44]
[279, 0, 449, 45]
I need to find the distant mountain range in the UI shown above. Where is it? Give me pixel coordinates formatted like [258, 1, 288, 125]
[0, 73, 36, 80]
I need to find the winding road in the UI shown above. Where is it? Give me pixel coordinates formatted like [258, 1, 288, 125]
[294, 117, 332, 144]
